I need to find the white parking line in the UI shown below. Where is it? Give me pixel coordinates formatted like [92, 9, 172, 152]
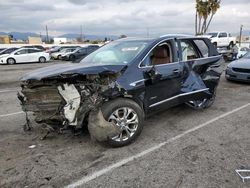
[0, 88, 19, 93]
[65, 103, 250, 188]
[0, 111, 24, 117]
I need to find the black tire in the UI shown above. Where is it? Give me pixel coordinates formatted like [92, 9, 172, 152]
[186, 89, 217, 110]
[39, 56, 46, 63]
[57, 55, 61, 60]
[69, 55, 75, 61]
[7, 58, 16, 65]
[213, 42, 217, 48]
[228, 42, 234, 49]
[101, 98, 144, 147]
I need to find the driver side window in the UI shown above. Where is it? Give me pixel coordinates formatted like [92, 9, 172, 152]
[141, 41, 173, 67]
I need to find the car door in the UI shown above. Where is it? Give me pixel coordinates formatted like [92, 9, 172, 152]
[28, 49, 39, 62]
[218, 32, 227, 46]
[13, 49, 29, 63]
[176, 38, 214, 103]
[141, 39, 185, 112]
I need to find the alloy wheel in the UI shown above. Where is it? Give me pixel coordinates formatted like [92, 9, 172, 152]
[108, 107, 139, 142]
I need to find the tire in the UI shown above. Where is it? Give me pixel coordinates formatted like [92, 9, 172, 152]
[228, 42, 234, 49]
[69, 55, 75, 61]
[39, 57, 46, 63]
[7, 58, 16, 65]
[101, 98, 144, 147]
[186, 89, 217, 110]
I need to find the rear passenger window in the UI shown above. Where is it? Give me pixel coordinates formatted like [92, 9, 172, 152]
[194, 40, 209, 57]
[180, 41, 199, 61]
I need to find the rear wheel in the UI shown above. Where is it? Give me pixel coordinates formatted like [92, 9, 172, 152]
[7, 58, 16, 65]
[101, 98, 144, 147]
[228, 42, 234, 49]
[39, 57, 46, 63]
[69, 55, 75, 61]
[213, 42, 217, 48]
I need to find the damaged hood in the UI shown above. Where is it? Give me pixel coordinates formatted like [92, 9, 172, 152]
[20, 63, 126, 81]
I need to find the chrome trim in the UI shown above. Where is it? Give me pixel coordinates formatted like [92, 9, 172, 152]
[129, 79, 148, 86]
[149, 88, 209, 108]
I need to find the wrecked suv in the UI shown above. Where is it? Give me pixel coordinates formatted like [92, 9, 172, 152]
[18, 35, 223, 147]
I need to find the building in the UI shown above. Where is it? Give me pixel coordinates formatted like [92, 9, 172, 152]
[0, 35, 11, 44]
[54, 37, 67, 44]
[28, 36, 42, 44]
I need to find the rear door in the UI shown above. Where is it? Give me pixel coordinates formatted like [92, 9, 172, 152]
[28, 49, 41, 62]
[176, 38, 216, 103]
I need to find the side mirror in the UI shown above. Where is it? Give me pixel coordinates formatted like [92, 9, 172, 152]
[144, 66, 162, 84]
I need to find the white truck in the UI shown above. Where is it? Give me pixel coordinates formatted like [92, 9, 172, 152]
[203, 32, 236, 48]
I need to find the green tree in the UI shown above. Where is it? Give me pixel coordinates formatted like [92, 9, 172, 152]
[195, 0, 221, 35]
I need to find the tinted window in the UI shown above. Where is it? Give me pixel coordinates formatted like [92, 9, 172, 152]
[79, 48, 87, 53]
[15, 49, 28, 55]
[219, 33, 227, 38]
[180, 40, 199, 61]
[193, 40, 209, 57]
[28, 49, 40, 53]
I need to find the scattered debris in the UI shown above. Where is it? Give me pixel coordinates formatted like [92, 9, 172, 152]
[28, 145, 36, 149]
[235, 169, 250, 182]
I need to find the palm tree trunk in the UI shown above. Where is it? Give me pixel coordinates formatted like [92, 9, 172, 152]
[205, 13, 215, 33]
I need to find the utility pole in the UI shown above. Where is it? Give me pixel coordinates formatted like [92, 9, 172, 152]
[46, 25, 49, 43]
[80, 25, 83, 42]
[239, 25, 243, 47]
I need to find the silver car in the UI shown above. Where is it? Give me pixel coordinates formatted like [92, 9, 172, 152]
[225, 52, 250, 82]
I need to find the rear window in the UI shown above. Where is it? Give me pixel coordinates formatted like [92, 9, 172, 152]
[193, 40, 209, 57]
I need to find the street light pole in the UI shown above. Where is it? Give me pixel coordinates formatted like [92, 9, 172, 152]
[239, 25, 243, 47]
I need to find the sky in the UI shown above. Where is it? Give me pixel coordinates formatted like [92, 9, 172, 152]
[0, 0, 249, 37]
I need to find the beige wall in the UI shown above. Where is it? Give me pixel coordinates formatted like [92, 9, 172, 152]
[0, 35, 11, 44]
[28, 37, 42, 44]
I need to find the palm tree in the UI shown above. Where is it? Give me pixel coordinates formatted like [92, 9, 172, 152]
[195, 0, 221, 35]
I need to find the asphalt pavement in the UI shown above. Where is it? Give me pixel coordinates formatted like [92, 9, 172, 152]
[0, 61, 250, 188]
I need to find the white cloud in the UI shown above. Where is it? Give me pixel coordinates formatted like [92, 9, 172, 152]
[0, 0, 249, 36]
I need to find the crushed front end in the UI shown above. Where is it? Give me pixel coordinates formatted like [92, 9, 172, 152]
[18, 72, 123, 141]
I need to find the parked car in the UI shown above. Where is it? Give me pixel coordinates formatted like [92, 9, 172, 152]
[0, 48, 6, 52]
[51, 48, 78, 60]
[203, 32, 236, 48]
[0, 48, 50, 64]
[0, 47, 19, 56]
[18, 35, 223, 146]
[61, 45, 99, 61]
[237, 47, 250, 59]
[48, 46, 80, 54]
[22, 45, 46, 51]
[225, 51, 250, 82]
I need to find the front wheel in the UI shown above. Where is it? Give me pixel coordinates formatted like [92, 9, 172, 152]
[101, 98, 144, 147]
[7, 58, 16, 65]
[186, 90, 216, 110]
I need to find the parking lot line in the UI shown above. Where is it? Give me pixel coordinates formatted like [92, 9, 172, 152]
[65, 103, 250, 188]
[0, 88, 19, 93]
[0, 111, 24, 118]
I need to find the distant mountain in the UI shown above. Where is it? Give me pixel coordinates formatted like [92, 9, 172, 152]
[0, 31, 42, 40]
[58, 33, 118, 40]
[0, 31, 118, 41]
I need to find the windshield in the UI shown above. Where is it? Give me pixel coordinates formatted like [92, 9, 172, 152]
[0, 48, 18, 55]
[80, 40, 149, 66]
[208, 33, 218, 37]
[242, 52, 250, 59]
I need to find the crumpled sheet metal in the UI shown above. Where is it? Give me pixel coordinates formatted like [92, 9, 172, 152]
[88, 109, 121, 141]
